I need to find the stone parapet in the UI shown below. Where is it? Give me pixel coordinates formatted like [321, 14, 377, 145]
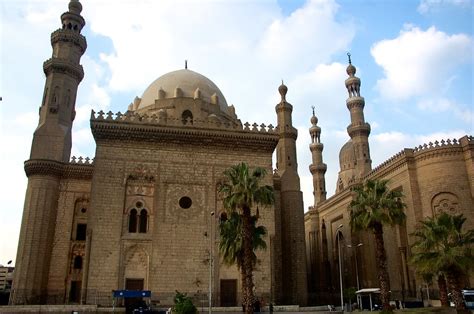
[364, 136, 472, 180]
[43, 57, 84, 82]
[24, 157, 94, 180]
[90, 110, 279, 152]
[51, 29, 87, 53]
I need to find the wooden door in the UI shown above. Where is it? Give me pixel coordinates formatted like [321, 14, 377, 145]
[220, 279, 237, 306]
[125, 278, 144, 310]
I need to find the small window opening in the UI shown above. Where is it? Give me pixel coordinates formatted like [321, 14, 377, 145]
[181, 110, 193, 125]
[129, 209, 138, 233]
[76, 224, 86, 241]
[139, 209, 148, 233]
[73, 24, 78, 31]
[179, 196, 192, 209]
[67, 23, 72, 29]
[73, 256, 82, 269]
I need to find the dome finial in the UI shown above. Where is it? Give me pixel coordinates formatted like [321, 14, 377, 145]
[346, 52, 356, 76]
[310, 105, 318, 125]
[278, 80, 288, 101]
[68, 0, 82, 14]
[185, 60, 188, 70]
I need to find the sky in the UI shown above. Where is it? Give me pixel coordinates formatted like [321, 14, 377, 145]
[0, 0, 472, 266]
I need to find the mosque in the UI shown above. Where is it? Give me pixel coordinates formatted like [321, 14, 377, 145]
[11, 0, 473, 308]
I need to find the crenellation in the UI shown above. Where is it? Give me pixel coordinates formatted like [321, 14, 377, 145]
[91, 109, 276, 134]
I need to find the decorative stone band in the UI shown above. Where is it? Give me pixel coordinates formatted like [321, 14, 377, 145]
[309, 163, 327, 174]
[60, 11, 85, 27]
[90, 110, 280, 152]
[346, 97, 365, 110]
[43, 57, 84, 82]
[309, 142, 324, 152]
[24, 158, 94, 180]
[51, 29, 87, 53]
[275, 102, 293, 113]
[347, 122, 371, 137]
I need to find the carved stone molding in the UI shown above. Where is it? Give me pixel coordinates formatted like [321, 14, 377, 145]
[51, 29, 87, 53]
[24, 159, 64, 178]
[43, 58, 84, 82]
[24, 158, 94, 180]
[91, 119, 279, 152]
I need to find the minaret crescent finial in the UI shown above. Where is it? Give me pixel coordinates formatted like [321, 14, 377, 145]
[347, 52, 352, 65]
[312, 105, 315, 116]
[185, 60, 188, 69]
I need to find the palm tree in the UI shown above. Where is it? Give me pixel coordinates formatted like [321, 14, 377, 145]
[417, 270, 449, 307]
[219, 212, 267, 268]
[349, 179, 406, 312]
[218, 162, 274, 314]
[411, 212, 474, 312]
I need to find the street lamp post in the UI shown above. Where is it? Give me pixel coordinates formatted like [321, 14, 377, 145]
[336, 224, 344, 312]
[209, 211, 215, 314]
[347, 243, 363, 290]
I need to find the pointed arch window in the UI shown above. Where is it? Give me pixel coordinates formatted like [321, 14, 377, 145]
[129, 209, 138, 233]
[139, 209, 148, 233]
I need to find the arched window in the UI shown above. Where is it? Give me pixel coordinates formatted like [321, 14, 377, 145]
[129, 209, 138, 233]
[73, 256, 82, 270]
[181, 110, 193, 124]
[139, 209, 148, 233]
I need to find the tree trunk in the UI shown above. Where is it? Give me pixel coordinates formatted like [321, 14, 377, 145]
[437, 274, 449, 307]
[446, 271, 468, 314]
[242, 206, 254, 314]
[373, 223, 392, 312]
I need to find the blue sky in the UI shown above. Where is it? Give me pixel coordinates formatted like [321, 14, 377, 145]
[0, 0, 472, 265]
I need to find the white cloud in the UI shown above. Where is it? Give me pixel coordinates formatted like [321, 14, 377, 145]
[417, 98, 474, 124]
[418, 0, 471, 14]
[371, 25, 472, 101]
[371, 130, 468, 166]
[258, 0, 354, 72]
[82, 0, 354, 121]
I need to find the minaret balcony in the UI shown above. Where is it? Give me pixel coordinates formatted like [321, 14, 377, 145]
[51, 29, 87, 53]
[346, 96, 365, 109]
[309, 163, 327, 174]
[347, 122, 371, 137]
[309, 142, 324, 151]
[43, 58, 84, 81]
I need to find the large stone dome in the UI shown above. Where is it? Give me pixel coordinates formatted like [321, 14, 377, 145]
[138, 69, 229, 114]
[339, 139, 355, 170]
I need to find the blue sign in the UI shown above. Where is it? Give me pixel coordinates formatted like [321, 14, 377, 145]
[113, 290, 151, 298]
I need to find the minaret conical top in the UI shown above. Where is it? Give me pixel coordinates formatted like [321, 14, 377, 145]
[68, 0, 82, 14]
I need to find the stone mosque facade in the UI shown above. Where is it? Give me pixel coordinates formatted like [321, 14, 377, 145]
[304, 59, 474, 303]
[11, 0, 474, 309]
[11, 0, 307, 307]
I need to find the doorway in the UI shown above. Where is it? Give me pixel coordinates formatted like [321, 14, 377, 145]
[220, 279, 237, 306]
[125, 278, 144, 310]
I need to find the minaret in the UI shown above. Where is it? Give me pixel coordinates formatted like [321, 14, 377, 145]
[309, 106, 327, 206]
[275, 82, 308, 305]
[345, 53, 371, 177]
[12, 0, 86, 304]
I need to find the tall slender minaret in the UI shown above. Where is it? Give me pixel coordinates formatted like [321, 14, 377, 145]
[12, 0, 86, 304]
[309, 106, 327, 206]
[275, 82, 308, 305]
[345, 53, 371, 177]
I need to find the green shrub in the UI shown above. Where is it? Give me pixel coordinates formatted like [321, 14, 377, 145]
[173, 291, 197, 314]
